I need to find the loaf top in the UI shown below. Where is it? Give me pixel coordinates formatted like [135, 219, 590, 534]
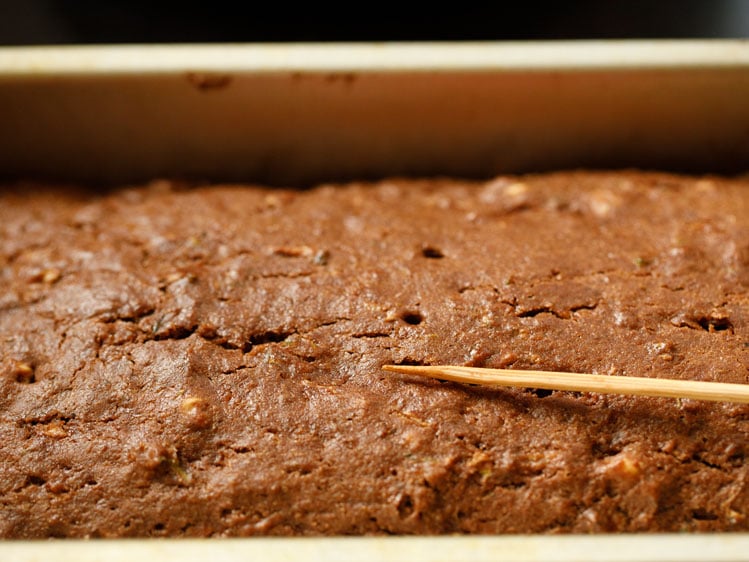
[1, 171, 747, 536]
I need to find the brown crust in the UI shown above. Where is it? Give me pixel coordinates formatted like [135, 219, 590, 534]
[0, 171, 747, 537]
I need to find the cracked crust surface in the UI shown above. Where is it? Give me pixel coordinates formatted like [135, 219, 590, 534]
[0, 171, 748, 536]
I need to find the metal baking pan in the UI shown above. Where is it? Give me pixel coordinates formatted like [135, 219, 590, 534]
[1, 41, 749, 185]
[1, 41, 748, 562]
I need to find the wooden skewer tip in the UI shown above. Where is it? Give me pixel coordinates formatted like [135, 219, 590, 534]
[382, 364, 421, 374]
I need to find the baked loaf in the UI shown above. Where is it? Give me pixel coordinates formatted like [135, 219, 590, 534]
[0, 171, 747, 537]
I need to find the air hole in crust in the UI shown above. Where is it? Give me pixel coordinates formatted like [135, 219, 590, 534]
[528, 388, 553, 399]
[395, 358, 425, 367]
[397, 494, 415, 517]
[27, 475, 46, 486]
[692, 509, 718, 521]
[421, 246, 444, 259]
[15, 372, 36, 384]
[400, 311, 424, 325]
[697, 316, 733, 333]
[12, 361, 35, 384]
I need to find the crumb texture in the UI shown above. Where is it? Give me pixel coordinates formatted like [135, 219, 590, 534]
[0, 171, 747, 537]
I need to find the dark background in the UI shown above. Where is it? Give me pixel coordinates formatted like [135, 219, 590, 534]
[1, 0, 748, 45]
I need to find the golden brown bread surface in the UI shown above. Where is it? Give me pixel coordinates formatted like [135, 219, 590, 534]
[0, 171, 747, 536]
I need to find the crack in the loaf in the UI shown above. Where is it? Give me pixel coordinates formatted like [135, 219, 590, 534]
[458, 284, 501, 295]
[103, 306, 156, 325]
[17, 411, 74, 427]
[689, 452, 722, 471]
[516, 302, 598, 319]
[154, 316, 353, 353]
[458, 269, 618, 296]
[82, 311, 356, 360]
[393, 358, 427, 367]
[70, 359, 89, 381]
[670, 313, 734, 334]
[152, 324, 199, 341]
[216, 340, 247, 352]
[249, 330, 296, 346]
[691, 509, 719, 521]
[455, 287, 600, 321]
[516, 306, 556, 318]
[154, 324, 284, 350]
[318, 317, 352, 328]
[14, 474, 47, 492]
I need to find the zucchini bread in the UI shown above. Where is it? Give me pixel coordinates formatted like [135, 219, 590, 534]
[0, 171, 747, 536]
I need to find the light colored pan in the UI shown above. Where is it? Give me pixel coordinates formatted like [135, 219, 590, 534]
[0, 41, 748, 185]
[5, 534, 749, 562]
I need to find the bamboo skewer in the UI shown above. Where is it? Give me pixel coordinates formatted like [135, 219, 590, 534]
[382, 365, 749, 404]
